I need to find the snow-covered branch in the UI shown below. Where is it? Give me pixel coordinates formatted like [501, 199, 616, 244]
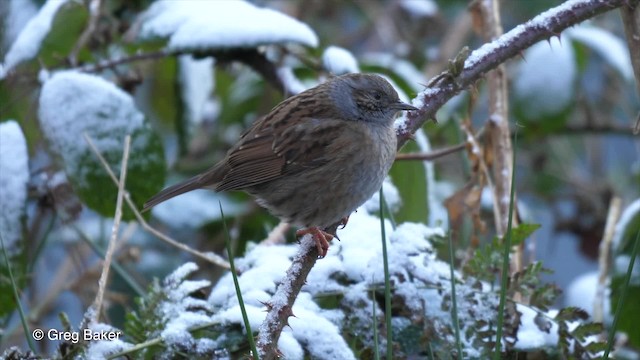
[397, 0, 639, 146]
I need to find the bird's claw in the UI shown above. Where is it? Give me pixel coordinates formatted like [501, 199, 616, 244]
[296, 227, 334, 258]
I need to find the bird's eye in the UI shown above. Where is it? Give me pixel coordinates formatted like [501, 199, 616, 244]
[373, 91, 382, 100]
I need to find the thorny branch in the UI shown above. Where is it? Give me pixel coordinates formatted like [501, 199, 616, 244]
[257, 0, 640, 355]
[397, 0, 639, 146]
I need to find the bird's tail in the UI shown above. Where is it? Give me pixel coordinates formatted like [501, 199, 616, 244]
[142, 175, 204, 211]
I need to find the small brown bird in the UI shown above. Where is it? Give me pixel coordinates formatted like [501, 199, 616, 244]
[143, 73, 416, 257]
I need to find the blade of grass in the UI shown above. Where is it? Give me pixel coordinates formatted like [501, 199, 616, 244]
[604, 229, 640, 358]
[494, 127, 519, 359]
[448, 231, 463, 359]
[372, 289, 380, 360]
[379, 188, 393, 360]
[220, 201, 258, 360]
[0, 232, 36, 351]
[380, 189, 397, 230]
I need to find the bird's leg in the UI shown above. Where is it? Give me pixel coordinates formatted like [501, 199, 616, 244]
[296, 227, 334, 258]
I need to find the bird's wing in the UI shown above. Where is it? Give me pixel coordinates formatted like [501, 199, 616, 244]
[215, 117, 344, 191]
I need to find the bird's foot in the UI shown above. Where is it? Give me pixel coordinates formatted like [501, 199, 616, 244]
[338, 216, 350, 229]
[296, 227, 334, 258]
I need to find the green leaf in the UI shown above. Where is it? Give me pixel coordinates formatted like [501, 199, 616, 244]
[571, 322, 603, 342]
[464, 224, 541, 283]
[610, 275, 640, 348]
[554, 307, 589, 322]
[38, 1, 88, 67]
[38, 71, 166, 220]
[504, 223, 541, 247]
[390, 141, 429, 223]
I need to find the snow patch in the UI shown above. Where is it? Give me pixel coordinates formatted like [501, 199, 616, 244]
[513, 36, 575, 119]
[322, 46, 359, 75]
[0, 121, 29, 252]
[2, 0, 69, 75]
[138, 0, 318, 51]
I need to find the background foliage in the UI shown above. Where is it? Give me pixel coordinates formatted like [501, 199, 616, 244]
[0, 0, 639, 359]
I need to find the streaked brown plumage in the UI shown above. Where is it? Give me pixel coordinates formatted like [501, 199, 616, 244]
[143, 73, 416, 257]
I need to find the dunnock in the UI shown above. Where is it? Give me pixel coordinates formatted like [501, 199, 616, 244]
[144, 73, 416, 257]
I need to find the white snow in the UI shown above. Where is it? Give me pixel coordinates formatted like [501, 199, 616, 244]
[277, 67, 309, 95]
[363, 178, 401, 214]
[464, 0, 586, 69]
[613, 198, 640, 251]
[156, 263, 217, 354]
[0, 121, 29, 252]
[287, 307, 356, 360]
[566, 25, 634, 81]
[399, 0, 438, 17]
[1, 0, 69, 76]
[138, 0, 318, 51]
[514, 305, 559, 350]
[83, 323, 133, 360]
[513, 36, 575, 119]
[152, 187, 247, 229]
[322, 46, 359, 75]
[3, 0, 38, 47]
[179, 55, 215, 126]
[565, 271, 603, 317]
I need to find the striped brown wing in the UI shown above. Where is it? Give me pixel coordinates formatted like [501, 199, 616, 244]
[215, 117, 342, 191]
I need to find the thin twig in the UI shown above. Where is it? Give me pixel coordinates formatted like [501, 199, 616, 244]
[69, 0, 102, 66]
[471, 0, 521, 274]
[80, 49, 174, 72]
[79, 48, 286, 93]
[89, 135, 130, 324]
[460, 123, 501, 239]
[83, 133, 229, 268]
[87, 135, 131, 326]
[260, 221, 290, 245]
[594, 197, 622, 324]
[395, 142, 466, 161]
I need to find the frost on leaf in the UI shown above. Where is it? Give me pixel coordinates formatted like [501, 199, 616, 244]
[38, 71, 165, 219]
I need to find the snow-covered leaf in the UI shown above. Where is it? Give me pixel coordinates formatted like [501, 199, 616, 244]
[322, 46, 359, 75]
[1, 0, 86, 77]
[567, 25, 634, 81]
[137, 0, 318, 51]
[513, 36, 576, 121]
[38, 71, 165, 220]
[0, 121, 29, 251]
[399, 0, 438, 18]
[0, 120, 29, 318]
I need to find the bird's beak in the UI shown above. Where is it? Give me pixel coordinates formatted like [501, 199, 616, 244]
[392, 101, 418, 111]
